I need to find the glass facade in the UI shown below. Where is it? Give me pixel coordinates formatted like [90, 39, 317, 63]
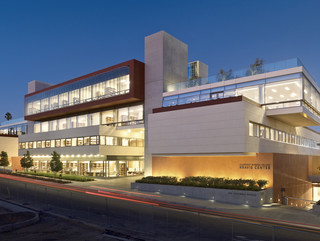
[25, 67, 130, 115]
[0, 118, 27, 135]
[33, 104, 143, 133]
[31, 159, 144, 177]
[163, 73, 320, 117]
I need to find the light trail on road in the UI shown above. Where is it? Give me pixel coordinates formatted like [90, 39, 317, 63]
[90, 185, 161, 197]
[1, 173, 320, 236]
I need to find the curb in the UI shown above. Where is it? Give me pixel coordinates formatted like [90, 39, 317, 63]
[0, 199, 39, 233]
[0, 212, 39, 233]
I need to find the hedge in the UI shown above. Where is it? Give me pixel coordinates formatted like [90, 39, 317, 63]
[17, 171, 94, 182]
[136, 176, 268, 191]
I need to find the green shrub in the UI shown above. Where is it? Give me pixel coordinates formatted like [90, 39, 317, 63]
[136, 176, 178, 185]
[136, 176, 268, 191]
[17, 171, 94, 182]
[257, 180, 268, 189]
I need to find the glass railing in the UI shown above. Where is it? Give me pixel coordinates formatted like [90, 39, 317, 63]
[166, 58, 305, 92]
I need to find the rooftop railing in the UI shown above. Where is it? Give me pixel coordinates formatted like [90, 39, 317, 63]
[166, 58, 305, 92]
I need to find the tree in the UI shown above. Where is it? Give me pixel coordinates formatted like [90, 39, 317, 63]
[0, 151, 9, 167]
[217, 69, 233, 82]
[246, 58, 264, 76]
[20, 151, 34, 171]
[50, 151, 63, 174]
[4, 112, 12, 121]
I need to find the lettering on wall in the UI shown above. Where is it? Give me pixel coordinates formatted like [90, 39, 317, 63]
[239, 164, 271, 170]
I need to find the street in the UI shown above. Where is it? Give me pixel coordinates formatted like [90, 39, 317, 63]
[1, 174, 320, 241]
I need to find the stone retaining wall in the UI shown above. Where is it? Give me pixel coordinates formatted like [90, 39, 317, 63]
[131, 183, 273, 207]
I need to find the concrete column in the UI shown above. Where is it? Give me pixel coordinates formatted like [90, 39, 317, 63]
[144, 31, 188, 176]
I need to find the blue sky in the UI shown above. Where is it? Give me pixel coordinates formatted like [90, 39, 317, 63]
[0, 0, 320, 122]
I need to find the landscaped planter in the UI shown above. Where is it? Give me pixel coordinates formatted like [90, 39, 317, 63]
[313, 204, 320, 215]
[131, 182, 273, 207]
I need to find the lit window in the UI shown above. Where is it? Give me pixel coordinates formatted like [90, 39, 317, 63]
[72, 138, 77, 146]
[84, 137, 90, 145]
[100, 136, 106, 145]
[90, 136, 98, 145]
[45, 140, 51, 148]
[249, 123, 254, 136]
[65, 139, 72, 147]
[61, 139, 66, 147]
[77, 137, 84, 146]
[55, 140, 61, 147]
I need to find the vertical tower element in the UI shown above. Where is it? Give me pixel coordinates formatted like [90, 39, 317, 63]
[144, 31, 188, 176]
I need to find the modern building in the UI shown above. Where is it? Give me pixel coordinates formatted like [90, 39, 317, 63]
[0, 118, 27, 169]
[18, 60, 145, 177]
[14, 31, 320, 205]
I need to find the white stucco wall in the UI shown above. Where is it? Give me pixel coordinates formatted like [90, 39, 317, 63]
[0, 136, 18, 157]
[147, 99, 320, 156]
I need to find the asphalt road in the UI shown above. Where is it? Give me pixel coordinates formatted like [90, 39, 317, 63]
[1, 174, 320, 241]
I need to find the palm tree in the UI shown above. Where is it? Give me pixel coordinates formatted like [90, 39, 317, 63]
[4, 112, 12, 121]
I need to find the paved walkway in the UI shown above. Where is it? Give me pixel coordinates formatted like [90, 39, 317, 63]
[66, 176, 320, 228]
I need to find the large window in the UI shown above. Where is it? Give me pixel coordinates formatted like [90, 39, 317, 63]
[25, 68, 130, 116]
[69, 89, 80, 105]
[80, 86, 91, 103]
[59, 92, 68, 107]
[41, 98, 49, 112]
[304, 78, 320, 110]
[32, 104, 143, 133]
[101, 110, 115, 124]
[265, 79, 302, 104]
[93, 82, 105, 99]
[78, 115, 87, 127]
[129, 105, 143, 121]
[50, 95, 59, 109]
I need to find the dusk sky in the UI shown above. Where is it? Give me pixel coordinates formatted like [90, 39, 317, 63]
[0, 0, 319, 123]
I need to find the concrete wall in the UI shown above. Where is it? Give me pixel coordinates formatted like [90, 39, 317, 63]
[28, 80, 52, 94]
[100, 146, 144, 156]
[198, 61, 208, 78]
[132, 183, 273, 207]
[152, 154, 273, 187]
[144, 31, 188, 175]
[148, 101, 247, 155]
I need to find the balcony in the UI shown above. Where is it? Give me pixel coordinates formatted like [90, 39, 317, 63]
[265, 100, 320, 126]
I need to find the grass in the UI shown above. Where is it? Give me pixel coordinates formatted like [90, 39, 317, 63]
[17, 171, 94, 182]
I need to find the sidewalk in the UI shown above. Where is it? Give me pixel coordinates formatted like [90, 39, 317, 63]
[66, 176, 320, 228]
